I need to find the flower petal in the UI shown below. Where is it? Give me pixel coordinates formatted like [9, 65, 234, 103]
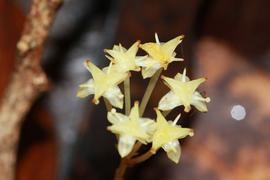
[129, 101, 140, 120]
[161, 35, 184, 57]
[84, 60, 105, 82]
[107, 109, 129, 124]
[139, 118, 156, 142]
[103, 86, 124, 109]
[162, 140, 181, 163]
[174, 73, 190, 82]
[142, 64, 161, 79]
[135, 56, 162, 78]
[113, 44, 127, 52]
[118, 135, 136, 157]
[191, 91, 210, 112]
[139, 43, 162, 60]
[135, 56, 157, 67]
[139, 118, 156, 130]
[76, 79, 95, 98]
[173, 127, 194, 139]
[126, 41, 140, 57]
[158, 91, 182, 111]
[187, 78, 206, 94]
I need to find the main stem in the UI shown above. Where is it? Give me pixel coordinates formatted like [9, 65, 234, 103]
[139, 69, 162, 116]
[114, 145, 153, 180]
[115, 159, 128, 180]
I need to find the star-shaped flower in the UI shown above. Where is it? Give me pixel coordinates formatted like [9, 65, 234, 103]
[77, 60, 128, 108]
[107, 102, 156, 157]
[136, 33, 184, 78]
[158, 69, 211, 112]
[104, 41, 146, 73]
[151, 109, 193, 163]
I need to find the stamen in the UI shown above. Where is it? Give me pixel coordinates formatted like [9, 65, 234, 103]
[173, 57, 184, 62]
[182, 68, 187, 82]
[194, 95, 210, 102]
[155, 33, 160, 45]
[173, 113, 181, 126]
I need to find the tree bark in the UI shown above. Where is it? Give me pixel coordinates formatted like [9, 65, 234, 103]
[0, 0, 61, 179]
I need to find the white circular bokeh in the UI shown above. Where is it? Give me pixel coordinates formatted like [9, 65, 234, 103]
[230, 105, 246, 121]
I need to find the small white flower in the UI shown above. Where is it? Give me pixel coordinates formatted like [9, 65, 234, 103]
[136, 33, 184, 78]
[77, 60, 128, 109]
[107, 102, 156, 157]
[158, 69, 210, 112]
[104, 41, 146, 73]
[151, 110, 193, 163]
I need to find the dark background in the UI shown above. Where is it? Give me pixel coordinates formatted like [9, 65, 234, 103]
[1, 0, 270, 179]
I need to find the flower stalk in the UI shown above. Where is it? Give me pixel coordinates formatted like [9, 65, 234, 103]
[129, 149, 154, 165]
[114, 145, 153, 180]
[114, 142, 141, 180]
[115, 159, 128, 180]
[139, 68, 162, 116]
[124, 77, 131, 115]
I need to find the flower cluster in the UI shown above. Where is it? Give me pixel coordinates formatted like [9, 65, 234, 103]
[77, 33, 210, 164]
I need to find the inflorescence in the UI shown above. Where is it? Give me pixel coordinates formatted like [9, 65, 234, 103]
[77, 33, 210, 178]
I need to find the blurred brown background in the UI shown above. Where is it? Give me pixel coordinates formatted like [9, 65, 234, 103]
[1, 0, 270, 179]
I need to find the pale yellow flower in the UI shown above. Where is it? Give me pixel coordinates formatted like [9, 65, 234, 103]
[158, 69, 211, 112]
[136, 33, 184, 78]
[107, 102, 156, 157]
[151, 109, 193, 163]
[104, 41, 146, 73]
[77, 60, 128, 108]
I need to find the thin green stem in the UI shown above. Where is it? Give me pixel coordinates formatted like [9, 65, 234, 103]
[124, 77, 131, 115]
[139, 68, 162, 116]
